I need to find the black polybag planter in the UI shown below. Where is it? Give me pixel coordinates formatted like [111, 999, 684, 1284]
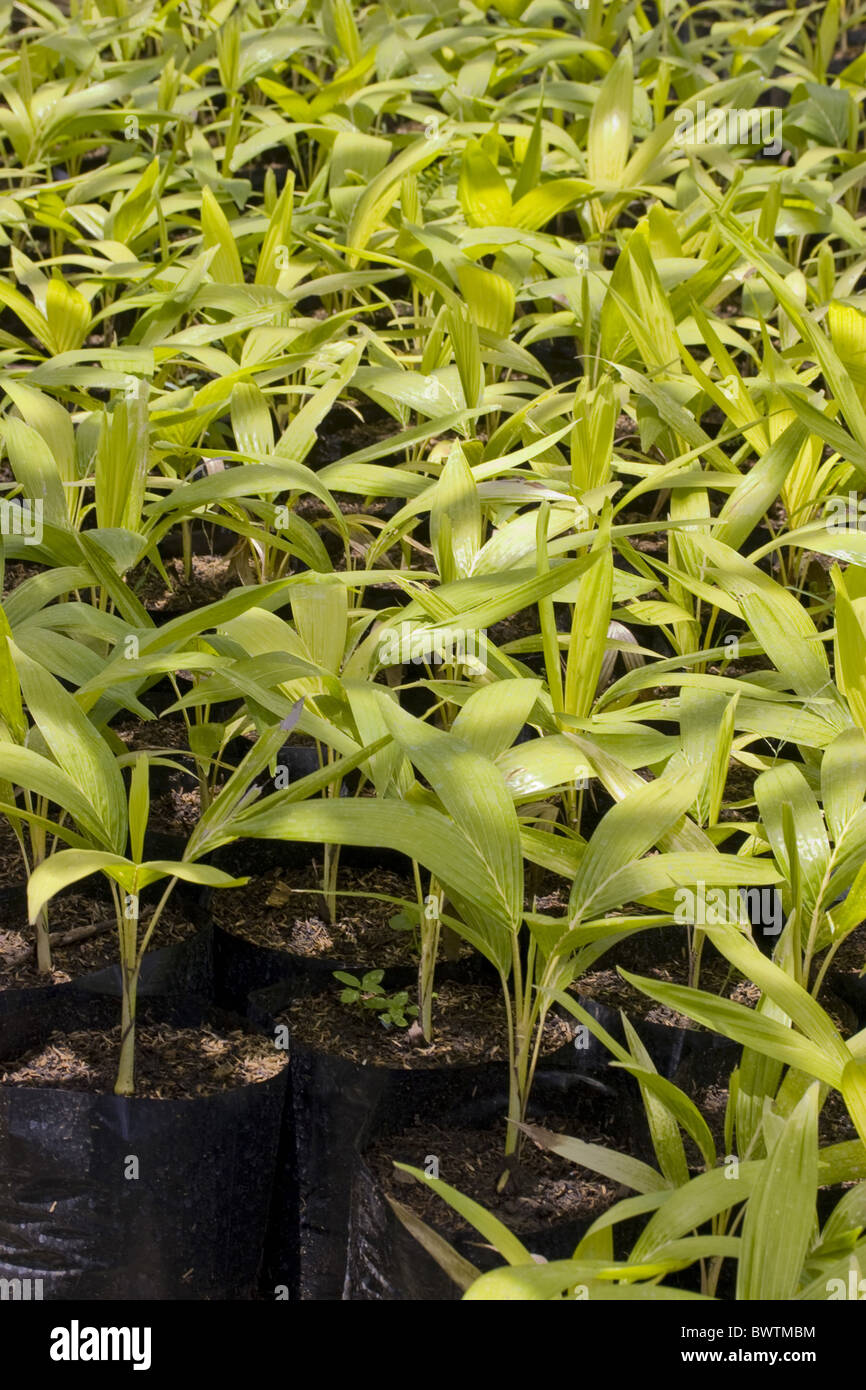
[344, 1158, 587, 1303]
[615, 922, 688, 969]
[0, 881, 27, 922]
[343, 1073, 642, 1301]
[826, 969, 866, 1030]
[212, 832, 410, 884]
[214, 924, 322, 1014]
[0, 847, 215, 1025]
[0, 984, 73, 1030]
[0, 993, 288, 1300]
[211, 831, 426, 1014]
[250, 977, 584, 1302]
[213, 925, 485, 1017]
[0, 922, 216, 1035]
[567, 993, 740, 1082]
[72, 922, 215, 1004]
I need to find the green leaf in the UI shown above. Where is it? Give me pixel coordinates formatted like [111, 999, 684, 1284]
[840, 1058, 866, 1150]
[521, 1124, 668, 1195]
[11, 643, 127, 853]
[621, 1016, 688, 1189]
[231, 382, 274, 457]
[588, 45, 633, 187]
[715, 420, 809, 552]
[452, 678, 542, 763]
[736, 1085, 819, 1300]
[755, 762, 830, 913]
[395, 1163, 533, 1266]
[387, 1197, 480, 1294]
[2, 416, 68, 527]
[570, 764, 706, 920]
[128, 753, 149, 864]
[379, 700, 523, 935]
[456, 262, 515, 339]
[112, 157, 160, 246]
[235, 797, 513, 971]
[457, 141, 512, 227]
[564, 516, 612, 719]
[822, 727, 866, 842]
[620, 968, 842, 1087]
[201, 186, 243, 284]
[44, 276, 91, 354]
[833, 566, 866, 733]
[617, 1057, 717, 1173]
[0, 742, 110, 845]
[28, 849, 133, 921]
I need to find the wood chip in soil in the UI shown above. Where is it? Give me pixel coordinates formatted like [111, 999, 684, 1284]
[0, 1022, 287, 1098]
[281, 979, 573, 1067]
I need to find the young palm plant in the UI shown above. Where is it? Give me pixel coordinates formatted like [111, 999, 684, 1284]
[0, 647, 247, 1094]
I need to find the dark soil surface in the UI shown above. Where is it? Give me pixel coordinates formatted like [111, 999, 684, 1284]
[114, 713, 192, 754]
[281, 978, 573, 1067]
[577, 954, 759, 1031]
[211, 863, 455, 967]
[134, 554, 234, 615]
[0, 896, 197, 990]
[369, 1111, 629, 1237]
[0, 1020, 287, 1098]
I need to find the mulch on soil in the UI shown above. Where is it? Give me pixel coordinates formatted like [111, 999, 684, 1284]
[281, 978, 574, 1067]
[0, 898, 197, 990]
[212, 862, 470, 967]
[371, 1112, 629, 1236]
[0, 1021, 287, 1098]
[577, 956, 760, 1031]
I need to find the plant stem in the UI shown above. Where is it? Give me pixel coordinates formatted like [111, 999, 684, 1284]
[500, 933, 526, 1183]
[115, 885, 139, 1098]
[114, 877, 177, 1097]
[418, 874, 442, 1043]
[35, 906, 52, 973]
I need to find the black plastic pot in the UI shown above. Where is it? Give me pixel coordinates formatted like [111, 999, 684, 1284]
[249, 977, 584, 1302]
[825, 970, 866, 1030]
[0, 912, 215, 1036]
[343, 1072, 641, 1301]
[0, 925, 213, 1032]
[211, 830, 421, 1014]
[141, 751, 199, 801]
[564, 992, 739, 1082]
[213, 927, 480, 1018]
[214, 924, 337, 1014]
[211, 753, 410, 883]
[72, 922, 215, 1003]
[615, 922, 688, 969]
[0, 992, 288, 1300]
[223, 740, 363, 799]
[0, 983, 73, 1030]
[0, 831, 214, 1025]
